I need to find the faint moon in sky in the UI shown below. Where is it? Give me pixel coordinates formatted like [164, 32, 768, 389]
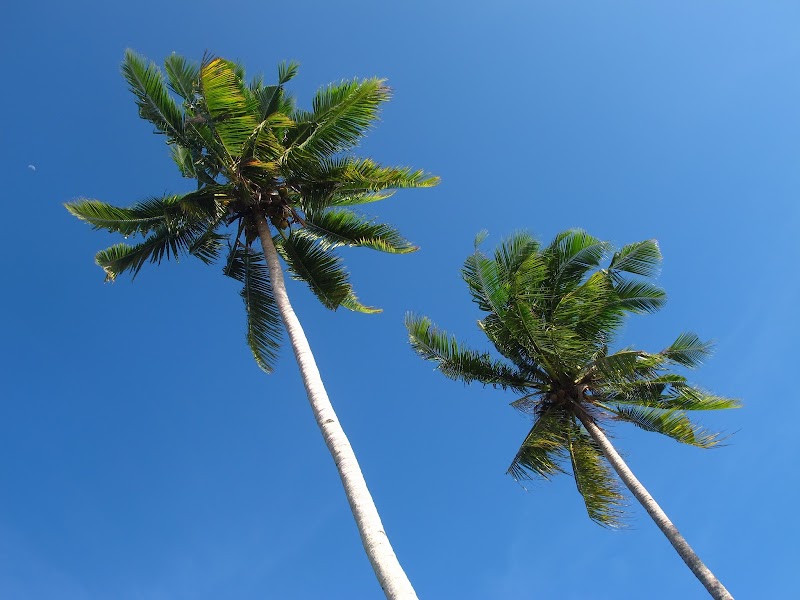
[27, 164, 36, 172]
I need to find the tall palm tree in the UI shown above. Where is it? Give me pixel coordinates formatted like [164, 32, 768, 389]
[406, 230, 737, 599]
[66, 51, 438, 599]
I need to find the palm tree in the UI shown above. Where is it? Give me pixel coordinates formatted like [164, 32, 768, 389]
[66, 51, 438, 599]
[405, 230, 737, 599]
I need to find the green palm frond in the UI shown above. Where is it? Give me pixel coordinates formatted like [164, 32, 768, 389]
[122, 50, 186, 144]
[462, 250, 510, 315]
[288, 78, 389, 157]
[586, 349, 662, 384]
[660, 332, 714, 368]
[277, 60, 299, 85]
[290, 157, 438, 204]
[94, 218, 216, 281]
[65, 188, 230, 236]
[276, 234, 358, 311]
[223, 246, 282, 372]
[568, 422, 626, 527]
[546, 230, 611, 293]
[163, 53, 199, 102]
[301, 208, 417, 253]
[200, 57, 260, 157]
[340, 292, 382, 314]
[608, 239, 662, 278]
[611, 280, 667, 314]
[603, 376, 741, 411]
[405, 314, 531, 391]
[607, 405, 725, 448]
[507, 405, 570, 480]
[493, 232, 542, 283]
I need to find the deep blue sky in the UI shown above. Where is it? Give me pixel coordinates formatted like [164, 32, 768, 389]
[2, 1, 798, 598]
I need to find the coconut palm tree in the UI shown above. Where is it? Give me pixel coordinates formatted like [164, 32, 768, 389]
[405, 230, 737, 599]
[66, 50, 438, 599]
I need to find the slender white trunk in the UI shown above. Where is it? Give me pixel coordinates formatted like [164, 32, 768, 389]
[575, 410, 733, 600]
[255, 214, 418, 600]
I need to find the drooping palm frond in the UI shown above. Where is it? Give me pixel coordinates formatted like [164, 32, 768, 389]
[94, 217, 218, 281]
[301, 208, 417, 253]
[507, 405, 570, 481]
[567, 421, 626, 527]
[405, 315, 531, 391]
[223, 245, 282, 372]
[276, 233, 360, 311]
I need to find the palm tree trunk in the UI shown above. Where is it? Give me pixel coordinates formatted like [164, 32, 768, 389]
[255, 214, 418, 600]
[575, 410, 733, 600]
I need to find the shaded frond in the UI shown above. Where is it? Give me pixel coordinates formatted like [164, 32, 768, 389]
[507, 405, 570, 480]
[405, 314, 531, 391]
[224, 246, 282, 372]
[568, 422, 626, 527]
[276, 234, 355, 310]
[302, 209, 417, 253]
[94, 218, 217, 281]
[608, 405, 725, 448]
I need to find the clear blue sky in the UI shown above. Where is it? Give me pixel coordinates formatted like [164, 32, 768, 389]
[2, 1, 798, 598]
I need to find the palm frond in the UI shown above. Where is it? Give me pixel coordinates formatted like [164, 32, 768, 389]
[405, 314, 531, 391]
[65, 188, 230, 237]
[568, 422, 626, 527]
[611, 280, 667, 314]
[660, 332, 713, 368]
[94, 218, 216, 281]
[276, 234, 356, 310]
[163, 53, 199, 102]
[301, 208, 417, 253]
[546, 230, 611, 293]
[122, 50, 186, 144]
[603, 376, 741, 411]
[609, 239, 662, 278]
[289, 78, 389, 157]
[278, 60, 299, 85]
[462, 250, 509, 315]
[200, 58, 260, 157]
[507, 405, 570, 480]
[609, 405, 725, 448]
[340, 291, 382, 314]
[223, 246, 282, 372]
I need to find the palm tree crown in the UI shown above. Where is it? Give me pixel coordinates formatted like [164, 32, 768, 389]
[67, 51, 438, 371]
[406, 229, 739, 528]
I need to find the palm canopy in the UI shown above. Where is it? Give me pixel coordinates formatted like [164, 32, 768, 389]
[67, 51, 439, 373]
[406, 230, 739, 527]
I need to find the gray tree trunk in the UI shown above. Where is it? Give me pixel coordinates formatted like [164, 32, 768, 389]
[256, 215, 418, 600]
[576, 411, 733, 600]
